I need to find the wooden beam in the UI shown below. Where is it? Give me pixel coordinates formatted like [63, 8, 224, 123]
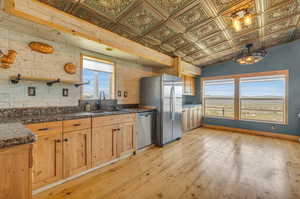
[3, 0, 174, 67]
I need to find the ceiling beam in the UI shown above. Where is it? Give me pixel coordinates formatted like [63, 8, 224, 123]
[2, 0, 178, 67]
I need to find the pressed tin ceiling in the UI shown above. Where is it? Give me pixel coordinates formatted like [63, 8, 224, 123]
[37, 0, 300, 67]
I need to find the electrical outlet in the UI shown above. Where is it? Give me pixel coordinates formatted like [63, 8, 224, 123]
[124, 91, 128, 98]
[118, 90, 122, 97]
[28, 87, 36, 96]
[63, 88, 69, 97]
[271, 125, 276, 130]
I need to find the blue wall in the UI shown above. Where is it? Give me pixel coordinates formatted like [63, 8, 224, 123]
[201, 40, 300, 136]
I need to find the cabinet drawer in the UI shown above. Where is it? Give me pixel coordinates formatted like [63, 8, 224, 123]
[63, 118, 91, 132]
[116, 114, 136, 123]
[27, 121, 62, 136]
[93, 114, 136, 128]
[93, 115, 118, 128]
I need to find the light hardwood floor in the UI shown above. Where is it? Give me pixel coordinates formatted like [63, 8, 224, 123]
[33, 128, 300, 199]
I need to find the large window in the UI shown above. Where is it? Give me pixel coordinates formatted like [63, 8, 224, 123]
[82, 55, 115, 100]
[202, 71, 288, 124]
[240, 75, 286, 123]
[204, 79, 235, 119]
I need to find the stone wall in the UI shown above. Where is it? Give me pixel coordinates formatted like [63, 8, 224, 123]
[0, 27, 155, 108]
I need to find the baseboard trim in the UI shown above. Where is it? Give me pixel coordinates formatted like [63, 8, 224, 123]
[202, 124, 300, 142]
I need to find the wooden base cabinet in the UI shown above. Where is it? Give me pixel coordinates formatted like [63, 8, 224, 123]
[182, 109, 189, 132]
[27, 114, 136, 190]
[92, 114, 137, 167]
[182, 106, 202, 132]
[92, 125, 117, 167]
[117, 122, 136, 157]
[27, 119, 92, 189]
[0, 144, 33, 199]
[27, 122, 63, 190]
[63, 129, 91, 178]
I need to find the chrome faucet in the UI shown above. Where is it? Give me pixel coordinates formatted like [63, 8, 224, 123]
[99, 91, 106, 101]
[97, 91, 106, 109]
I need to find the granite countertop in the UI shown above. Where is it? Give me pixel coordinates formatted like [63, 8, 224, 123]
[1, 108, 156, 125]
[0, 123, 37, 149]
[0, 108, 156, 149]
[183, 104, 202, 108]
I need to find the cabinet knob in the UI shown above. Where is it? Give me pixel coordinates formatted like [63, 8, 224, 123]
[64, 138, 69, 142]
[56, 139, 61, 143]
[73, 123, 81, 127]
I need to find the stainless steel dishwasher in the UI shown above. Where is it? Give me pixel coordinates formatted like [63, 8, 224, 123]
[136, 112, 154, 150]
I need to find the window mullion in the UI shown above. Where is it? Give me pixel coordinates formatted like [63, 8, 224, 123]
[234, 78, 240, 120]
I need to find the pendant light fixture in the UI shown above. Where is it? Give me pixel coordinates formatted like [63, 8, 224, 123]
[234, 44, 267, 65]
[231, 9, 253, 32]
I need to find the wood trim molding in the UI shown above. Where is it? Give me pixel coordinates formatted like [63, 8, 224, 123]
[3, 0, 175, 67]
[201, 70, 289, 81]
[203, 124, 300, 142]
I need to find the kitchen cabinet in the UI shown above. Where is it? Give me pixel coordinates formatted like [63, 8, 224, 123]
[27, 119, 92, 188]
[27, 122, 63, 189]
[92, 114, 136, 167]
[117, 122, 136, 156]
[63, 129, 91, 178]
[183, 75, 196, 96]
[92, 125, 117, 167]
[182, 109, 189, 132]
[28, 114, 136, 190]
[0, 144, 33, 199]
[62, 118, 92, 178]
[182, 105, 202, 132]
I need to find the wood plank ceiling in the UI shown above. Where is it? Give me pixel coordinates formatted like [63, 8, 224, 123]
[37, 0, 300, 67]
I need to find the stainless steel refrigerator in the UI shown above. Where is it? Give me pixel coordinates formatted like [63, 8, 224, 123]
[140, 74, 183, 147]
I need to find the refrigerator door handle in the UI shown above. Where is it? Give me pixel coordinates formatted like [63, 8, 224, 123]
[170, 86, 173, 119]
[172, 87, 176, 120]
[171, 86, 175, 121]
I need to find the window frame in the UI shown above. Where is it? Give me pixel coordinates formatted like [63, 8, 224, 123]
[80, 54, 116, 100]
[202, 78, 236, 119]
[201, 70, 289, 125]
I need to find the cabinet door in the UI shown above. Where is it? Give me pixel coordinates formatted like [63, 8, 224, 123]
[0, 144, 32, 199]
[197, 107, 202, 127]
[92, 125, 117, 167]
[32, 131, 62, 189]
[63, 129, 91, 178]
[117, 122, 136, 157]
[193, 108, 198, 128]
[190, 77, 196, 96]
[182, 109, 188, 132]
[186, 108, 191, 130]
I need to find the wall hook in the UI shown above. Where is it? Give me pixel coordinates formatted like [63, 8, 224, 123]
[47, 79, 60, 86]
[74, 81, 90, 88]
[11, 74, 21, 84]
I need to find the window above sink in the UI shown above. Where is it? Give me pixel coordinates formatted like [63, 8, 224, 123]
[81, 55, 115, 100]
